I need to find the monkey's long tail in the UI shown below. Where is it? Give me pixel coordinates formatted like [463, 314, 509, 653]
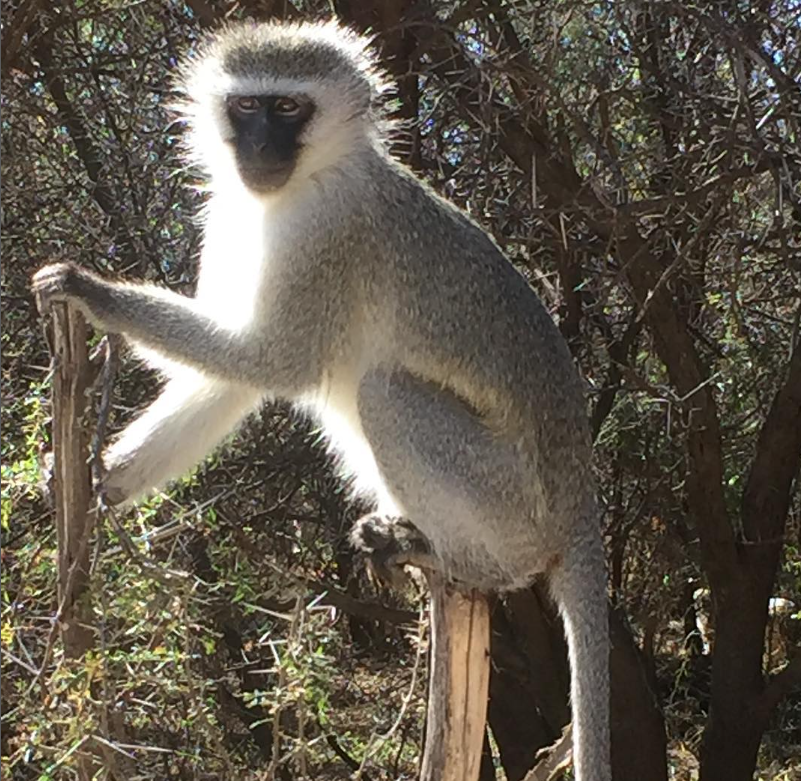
[549, 537, 611, 781]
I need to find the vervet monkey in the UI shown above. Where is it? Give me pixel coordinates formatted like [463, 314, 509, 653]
[32, 20, 610, 781]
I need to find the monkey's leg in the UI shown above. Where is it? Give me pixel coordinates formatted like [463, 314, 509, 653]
[356, 367, 536, 591]
[103, 371, 261, 505]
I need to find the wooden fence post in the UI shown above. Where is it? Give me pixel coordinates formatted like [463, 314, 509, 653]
[420, 573, 491, 781]
[50, 303, 97, 779]
[51, 303, 95, 656]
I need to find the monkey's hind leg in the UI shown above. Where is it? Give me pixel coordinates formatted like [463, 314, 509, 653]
[350, 514, 438, 588]
[355, 367, 531, 592]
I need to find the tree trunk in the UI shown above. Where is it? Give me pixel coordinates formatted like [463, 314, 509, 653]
[51, 304, 95, 660]
[488, 587, 570, 781]
[699, 585, 770, 781]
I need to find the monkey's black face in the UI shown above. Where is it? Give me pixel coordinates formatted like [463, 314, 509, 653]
[225, 95, 314, 192]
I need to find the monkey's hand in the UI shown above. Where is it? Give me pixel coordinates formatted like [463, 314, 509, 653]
[97, 437, 177, 508]
[31, 262, 109, 324]
[101, 470, 141, 508]
[32, 262, 157, 341]
[32, 262, 82, 313]
[96, 451, 134, 507]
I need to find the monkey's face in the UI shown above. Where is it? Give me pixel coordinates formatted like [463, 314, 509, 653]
[224, 93, 315, 192]
[174, 21, 394, 196]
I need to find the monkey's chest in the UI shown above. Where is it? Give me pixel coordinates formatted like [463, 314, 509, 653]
[197, 203, 272, 331]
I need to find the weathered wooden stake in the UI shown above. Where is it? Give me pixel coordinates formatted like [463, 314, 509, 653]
[49, 303, 99, 780]
[420, 572, 491, 781]
[51, 302, 95, 657]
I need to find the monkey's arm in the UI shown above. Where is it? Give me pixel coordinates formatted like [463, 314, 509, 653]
[33, 263, 286, 389]
[103, 371, 262, 505]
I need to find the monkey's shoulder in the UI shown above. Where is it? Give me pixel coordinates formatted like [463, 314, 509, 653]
[371, 170, 548, 317]
[372, 164, 521, 277]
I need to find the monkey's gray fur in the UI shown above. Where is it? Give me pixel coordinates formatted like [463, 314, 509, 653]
[33, 20, 610, 781]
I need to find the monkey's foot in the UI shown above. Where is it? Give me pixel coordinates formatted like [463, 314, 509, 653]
[350, 515, 437, 588]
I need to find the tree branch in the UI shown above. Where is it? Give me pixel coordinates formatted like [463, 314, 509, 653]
[33, 20, 142, 272]
[741, 343, 801, 578]
[0, 0, 42, 73]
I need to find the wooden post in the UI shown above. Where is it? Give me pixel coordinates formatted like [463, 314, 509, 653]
[51, 302, 95, 658]
[48, 303, 100, 780]
[420, 572, 491, 781]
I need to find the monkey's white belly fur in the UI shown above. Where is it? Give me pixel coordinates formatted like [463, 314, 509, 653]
[301, 378, 401, 514]
[197, 192, 269, 331]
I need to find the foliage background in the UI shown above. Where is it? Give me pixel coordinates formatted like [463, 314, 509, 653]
[1, 1, 800, 780]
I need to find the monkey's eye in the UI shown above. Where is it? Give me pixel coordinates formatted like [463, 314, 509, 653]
[228, 96, 261, 115]
[273, 97, 301, 117]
